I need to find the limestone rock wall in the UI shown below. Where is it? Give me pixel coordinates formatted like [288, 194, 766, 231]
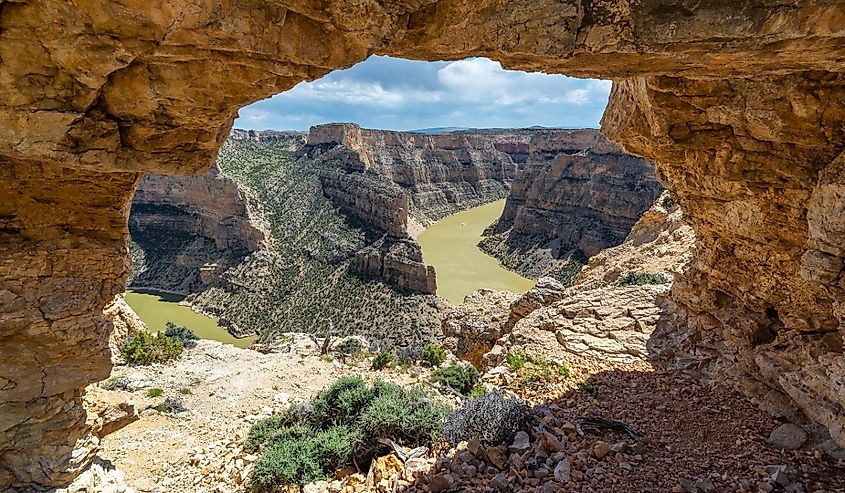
[319, 170, 411, 239]
[351, 237, 437, 294]
[603, 74, 845, 447]
[480, 129, 663, 281]
[128, 162, 267, 294]
[302, 123, 527, 226]
[3, 0, 845, 488]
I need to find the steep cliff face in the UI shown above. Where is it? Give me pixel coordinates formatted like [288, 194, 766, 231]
[128, 162, 267, 295]
[4, 1, 845, 488]
[301, 123, 529, 227]
[480, 129, 663, 283]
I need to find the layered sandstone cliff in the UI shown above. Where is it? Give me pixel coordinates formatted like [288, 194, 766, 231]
[480, 129, 663, 282]
[301, 123, 528, 227]
[128, 162, 267, 295]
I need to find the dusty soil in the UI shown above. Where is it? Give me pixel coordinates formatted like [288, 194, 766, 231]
[96, 339, 429, 493]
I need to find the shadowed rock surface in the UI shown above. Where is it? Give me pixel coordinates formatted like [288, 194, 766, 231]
[3, 1, 845, 488]
[481, 129, 663, 283]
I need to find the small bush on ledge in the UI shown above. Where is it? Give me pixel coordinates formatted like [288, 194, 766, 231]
[163, 321, 199, 347]
[433, 363, 480, 395]
[615, 271, 668, 287]
[371, 350, 395, 370]
[119, 331, 183, 365]
[422, 344, 447, 367]
[247, 376, 449, 488]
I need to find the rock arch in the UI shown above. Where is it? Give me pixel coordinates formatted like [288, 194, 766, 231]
[1, 1, 844, 488]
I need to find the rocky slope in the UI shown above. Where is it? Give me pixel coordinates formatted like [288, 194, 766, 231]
[477, 192, 695, 368]
[180, 133, 447, 343]
[480, 129, 663, 284]
[4, 1, 845, 488]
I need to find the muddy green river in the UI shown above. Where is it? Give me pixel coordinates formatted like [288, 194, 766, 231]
[418, 199, 535, 304]
[124, 290, 255, 348]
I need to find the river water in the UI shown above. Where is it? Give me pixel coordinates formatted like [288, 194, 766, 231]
[124, 289, 256, 348]
[418, 199, 535, 304]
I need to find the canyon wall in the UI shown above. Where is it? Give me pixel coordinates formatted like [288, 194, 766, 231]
[301, 123, 529, 227]
[3, 1, 845, 489]
[128, 162, 267, 294]
[480, 129, 663, 282]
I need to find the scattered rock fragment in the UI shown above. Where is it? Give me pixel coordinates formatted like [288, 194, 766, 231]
[768, 424, 808, 450]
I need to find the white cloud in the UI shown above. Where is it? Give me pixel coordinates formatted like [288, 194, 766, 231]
[235, 56, 611, 131]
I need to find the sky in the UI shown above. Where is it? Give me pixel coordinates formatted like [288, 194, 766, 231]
[235, 56, 611, 131]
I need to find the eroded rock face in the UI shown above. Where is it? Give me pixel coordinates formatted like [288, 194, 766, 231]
[3, 0, 845, 488]
[480, 129, 663, 281]
[352, 237, 436, 294]
[603, 73, 845, 447]
[302, 123, 527, 227]
[103, 295, 147, 364]
[129, 162, 267, 294]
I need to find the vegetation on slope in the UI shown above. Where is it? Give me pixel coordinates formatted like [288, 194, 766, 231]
[246, 376, 450, 488]
[183, 137, 445, 347]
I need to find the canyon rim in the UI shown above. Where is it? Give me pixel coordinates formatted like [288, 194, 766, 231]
[2, 1, 845, 489]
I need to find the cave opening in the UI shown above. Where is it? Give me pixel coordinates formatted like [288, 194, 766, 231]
[5, 3, 845, 491]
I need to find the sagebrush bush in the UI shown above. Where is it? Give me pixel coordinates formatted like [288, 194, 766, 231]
[247, 377, 449, 488]
[395, 346, 422, 367]
[615, 271, 667, 287]
[119, 331, 183, 365]
[422, 344, 447, 367]
[443, 391, 529, 446]
[334, 337, 364, 355]
[433, 364, 480, 395]
[163, 321, 199, 347]
[371, 351, 394, 370]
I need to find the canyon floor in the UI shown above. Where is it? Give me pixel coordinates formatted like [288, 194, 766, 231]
[61, 339, 845, 493]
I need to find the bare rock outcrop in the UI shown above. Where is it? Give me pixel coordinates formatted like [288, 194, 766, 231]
[576, 191, 696, 291]
[487, 284, 672, 368]
[103, 295, 147, 364]
[482, 195, 694, 369]
[352, 237, 436, 294]
[128, 162, 267, 294]
[4, 1, 845, 488]
[441, 289, 520, 368]
[480, 129, 663, 281]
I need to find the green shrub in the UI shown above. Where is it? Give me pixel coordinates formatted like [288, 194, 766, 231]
[468, 385, 487, 399]
[615, 271, 667, 287]
[247, 377, 449, 488]
[146, 387, 163, 398]
[433, 364, 480, 395]
[163, 321, 199, 347]
[578, 382, 599, 397]
[119, 331, 183, 365]
[371, 351, 394, 370]
[506, 349, 528, 371]
[334, 338, 364, 355]
[422, 344, 447, 367]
